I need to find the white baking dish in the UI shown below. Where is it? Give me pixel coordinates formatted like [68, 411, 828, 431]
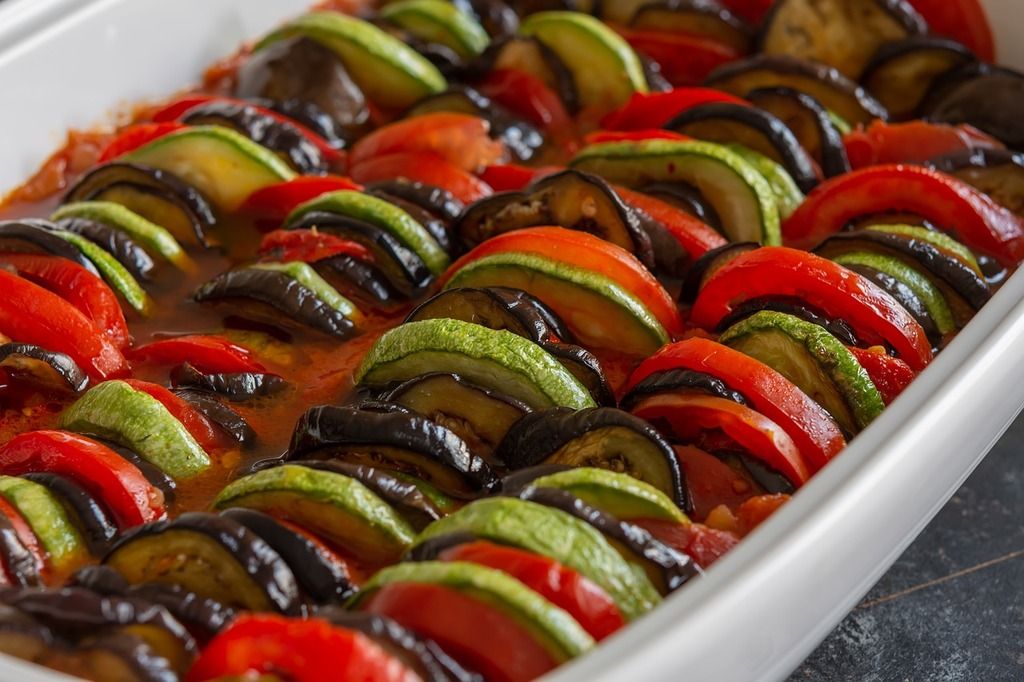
[0, 1, 1021, 680]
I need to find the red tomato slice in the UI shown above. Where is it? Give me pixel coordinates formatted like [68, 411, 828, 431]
[186, 614, 418, 682]
[350, 113, 506, 173]
[122, 379, 227, 453]
[258, 229, 373, 264]
[782, 165, 1024, 268]
[0, 270, 127, 382]
[441, 226, 683, 338]
[601, 89, 748, 130]
[584, 129, 690, 145]
[847, 345, 915, 405]
[239, 176, 363, 223]
[361, 581, 559, 682]
[97, 122, 187, 162]
[625, 338, 846, 471]
[0, 430, 165, 528]
[719, 0, 775, 25]
[128, 335, 265, 374]
[843, 121, 1003, 169]
[438, 541, 625, 641]
[478, 164, 564, 193]
[690, 246, 934, 371]
[0, 254, 131, 349]
[632, 393, 810, 486]
[905, 0, 995, 62]
[0, 496, 46, 579]
[632, 515, 740, 568]
[614, 186, 727, 259]
[350, 152, 494, 204]
[735, 493, 790, 536]
[477, 68, 574, 133]
[615, 29, 742, 87]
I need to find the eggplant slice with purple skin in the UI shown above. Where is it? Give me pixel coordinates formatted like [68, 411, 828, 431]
[0, 343, 89, 393]
[745, 87, 851, 178]
[494, 407, 690, 511]
[838, 262, 942, 347]
[920, 64, 1024, 150]
[759, 0, 927, 80]
[453, 0, 518, 38]
[287, 405, 498, 498]
[101, 512, 304, 614]
[630, 0, 754, 53]
[0, 513, 41, 587]
[706, 54, 889, 125]
[247, 96, 349, 150]
[714, 297, 861, 344]
[170, 362, 286, 403]
[472, 36, 580, 113]
[93, 439, 176, 506]
[664, 102, 820, 192]
[313, 254, 404, 309]
[637, 181, 724, 233]
[172, 388, 257, 445]
[62, 162, 217, 248]
[619, 369, 750, 411]
[364, 189, 455, 258]
[679, 241, 760, 303]
[928, 148, 1024, 217]
[365, 180, 464, 225]
[0, 220, 100, 275]
[455, 170, 655, 266]
[21, 473, 117, 554]
[54, 217, 156, 281]
[861, 36, 976, 122]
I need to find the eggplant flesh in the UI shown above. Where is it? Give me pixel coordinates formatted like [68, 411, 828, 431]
[0, 220, 100, 275]
[101, 512, 303, 614]
[539, 341, 616, 407]
[22, 473, 117, 554]
[476, 36, 579, 113]
[928, 149, 1024, 217]
[55, 217, 156, 281]
[923, 71, 1024, 150]
[172, 388, 256, 444]
[454, 170, 655, 266]
[0, 513, 40, 587]
[405, 287, 562, 344]
[0, 343, 89, 393]
[193, 268, 357, 338]
[679, 241, 760, 303]
[745, 87, 851, 178]
[631, 1, 753, 53]
[495, 407, 689, 511]
[171, 362, 285, 403]
[620, 369, 750, 410]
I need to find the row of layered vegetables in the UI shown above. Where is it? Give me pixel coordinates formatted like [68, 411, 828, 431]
[0, 0, 1022, 680]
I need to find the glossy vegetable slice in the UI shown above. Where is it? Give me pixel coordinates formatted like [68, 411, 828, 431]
[522, 467, 686, 523]
[127, 335, 265, 375]
[51, 202, 191, 271]
[381, 0, 490, 58]
[0, 476, 86, 572]
[53, 230, 152, 316]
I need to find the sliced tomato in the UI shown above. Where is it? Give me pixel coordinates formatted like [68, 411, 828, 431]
[350, 152, 494, 204]
[0, 254, 130, 349]
[258, 229, 372, 264]
[615, 29, 742, 88]
[614, 186, 727, 259]
[666, 444, 758, 521]
[584, 129, 690, 145]
[782, 165, 1024, 268]
[847, 345, 915, 405]
[844, 121, 1003, 170]
[690, 246, 934, 370]
[122, 379, 227, 453]
[719, 0, 774, 25]
[0, 430, 165, 528]
[127, 335, 265, 374]
[477, 68, 574, 134]
[239, 176, 363, 224]
[601, 89, 748, 130]
[625, 338, 846, 471]
[438, 541, 625, 641]
[97, 122, 187, 162]
[479, 164, 543, 192]
[440, 226, 683, 337]
[350, 113, 506, 173]
[186, 614, 418, 682]
[0, 270, 127, 381]
[632, 516, 739, 569]
[905, 0, 995, 62]
[0, 496, 46, 578]
[361, 581, 558, 682]
[735, 494, 790, 536]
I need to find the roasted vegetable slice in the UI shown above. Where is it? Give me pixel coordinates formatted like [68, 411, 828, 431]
[0, 476, 86, 572]
[21, 473, 117, 555]
[921, 67, 1024, 150]
[406, 286, 567, 344]
[53, 217, 154, 282]
[0, 511, 41, 587]
[52, 202, 191, 271]
[172, 390, 256, 445]
[0, 343, 88, 393]
[629, 1, 753, 52]
[171, 363, 285, 403]
[928, 149, 1024, 217]
[0, 220, 100, 275]
[381, 0, 491, 59]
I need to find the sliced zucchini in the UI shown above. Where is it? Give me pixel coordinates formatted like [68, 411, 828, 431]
[520, 467, 686, 523]
[52, 231, 152, 316]
[0, 476, 86, 571]
[51, 202, 191, 271]
[866, 225, 983, 275]
[480, 35, 579, 112]
[0, 220, 100, 274]
[55, 217, 155, 282]
[21, 473, 117, 556]
[381, 0, 490, 58]
[725, 144, 805, 220]
[124, 126, 295, 212]
[286, 190, 449, 275]
[355, 318, 595, 410]
[445, 251, 669, 356]
[59, 380, 211, 479]
[719, 310, 885, 434]
[518, 11, 647, 111]
[256, 11, 447, 109]
[212, 464, 415, 564]
[251, 261, 361, 321]
[570, 139, 780, 244]
[745, 87, 851, 178]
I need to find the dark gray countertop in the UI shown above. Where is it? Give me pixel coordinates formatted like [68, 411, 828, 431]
[793, 415, 1024, 680]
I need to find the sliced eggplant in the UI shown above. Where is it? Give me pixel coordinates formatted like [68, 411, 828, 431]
[61, 631, 178, 682]
[365, 179, 464, 224]
[62, 162, 216, 248]
[288, 405, 498, 497]
[637, 181, 724, 232]
[193, 266, 357, 338]
[54, 217, 155, 281]
[93, 439, 176, 506]
[172, 388, 256, 444]
[0, 605, 53, 663]
[928, 149, 1024, 217]
[517, 486, 700, 593]
[249, 96, 348, 150]
[21, 473, 116, 555]
[619, 369, 749, 410]
[861, 36, 976, 121]
[838, 259, 944, 346]
[0, 220, 100, 275]
[536, 342, 616, 407]
[0, 513, 40, 587]
[665, 102, 819, 192]
[101, 512, 303, 614]
[494, 407, 689, 511]
[679, 241, 760, 303]
[745, 87, 851, 177]
[384, 373, 531, 461]
[760, 0, 927, 80]
[218, 507, 355, 604]
[365, 189, 454, 257]
[372, 18, 465, 75]
[405, 286, 566, 343]
[922, 68, 1024, 150]
[287, 211, 433, 295]
[0, 343, 88, 393]
[714, 297, 861, 345]
[314, 254, 404, 309]
[706, 54, 889, 124]
[631, 1, 753, 53]
[234, 35, 371, 141]
[474, 35, 579, 112]
[454, 170, 655, 266]
[170, 363, 285, 403]
[453, 0, 518, 38]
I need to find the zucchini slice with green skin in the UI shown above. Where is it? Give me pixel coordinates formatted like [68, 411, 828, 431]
[355, 318, 596, 410]
[718, 311, 885, 435]
[51, 202, 192, 271]
[350, 560, 594, 662]
[59, 380, 211, 479]
[518, 11, 647, 111]
[523, 467, 686, 523]
[866, 225, 983, 276]
[255, 11, 447, 110]
[571, 140, 781, 245]
[0, 476, 86, 571]
[380, 0, 490, 59]
[251, 261, 361, 321]
[286, 191, 449, 275]
[410, 496, 660, 620]
[725, 144, 805, 220]
[53, 231, 152, 316]
[124, 126, 295, 212]
[212, 464, 415, 564]
[445, 251, 669, 356]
